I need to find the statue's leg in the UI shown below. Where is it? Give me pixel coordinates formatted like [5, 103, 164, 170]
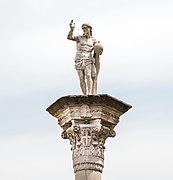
[77, 70, 86, 95]
[85, 65, 93, 95]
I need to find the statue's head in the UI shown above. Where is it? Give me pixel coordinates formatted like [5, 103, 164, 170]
[81, 23, 92, 37]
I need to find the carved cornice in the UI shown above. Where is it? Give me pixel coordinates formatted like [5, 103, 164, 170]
[46, 95, 132, 174]
[46, 94, 132, 117]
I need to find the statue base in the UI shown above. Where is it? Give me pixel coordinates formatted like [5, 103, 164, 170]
[46, 94, 132, 180]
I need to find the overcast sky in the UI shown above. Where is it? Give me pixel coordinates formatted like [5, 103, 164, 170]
[0, 0, 173, 180]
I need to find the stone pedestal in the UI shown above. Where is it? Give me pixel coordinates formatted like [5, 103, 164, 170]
[46, 94, 132, 180]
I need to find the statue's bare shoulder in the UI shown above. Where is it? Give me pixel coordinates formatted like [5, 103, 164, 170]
[67, 20, 103, 95]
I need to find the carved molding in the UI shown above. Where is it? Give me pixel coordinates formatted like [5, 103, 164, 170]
[74, 162, 103, 173]
[46, 95, 132, 175]
[57, 105, 119, 128]
[46, 96, 132, 174]
[46, 95, 132, 117]
[80, 105, 92, 118]
[61, 117, 116, 173]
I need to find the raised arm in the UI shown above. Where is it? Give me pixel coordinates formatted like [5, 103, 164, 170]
[67, 20, 78, 41]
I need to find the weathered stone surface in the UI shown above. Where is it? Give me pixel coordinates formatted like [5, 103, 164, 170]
[67, 20, 103, 95]
[75, 170, 102, 180]
[46, 94, 131, 117]
[46, 94, 132, 180]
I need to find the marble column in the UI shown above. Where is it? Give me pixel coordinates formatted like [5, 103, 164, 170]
[46, 94, 132, 180]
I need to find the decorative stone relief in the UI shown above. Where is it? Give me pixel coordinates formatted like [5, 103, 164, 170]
[61, 118, 116, 173]
[46, 94, 132, 180]
[80, 105, 91, 118]
[57, 105, 119, 128]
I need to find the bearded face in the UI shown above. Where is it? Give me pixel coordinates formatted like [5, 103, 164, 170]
[82, 27, 91, 38]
